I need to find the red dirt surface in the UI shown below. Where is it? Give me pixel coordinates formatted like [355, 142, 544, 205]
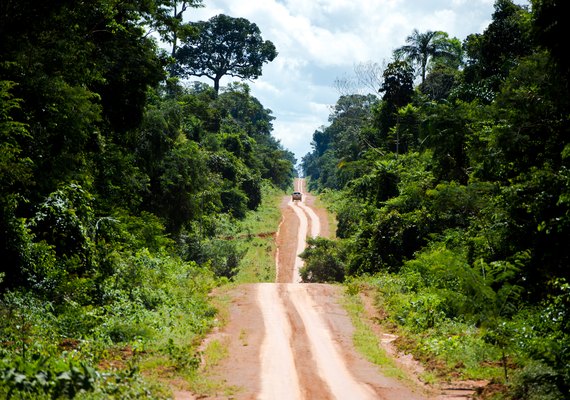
[176, 179, 460, 399]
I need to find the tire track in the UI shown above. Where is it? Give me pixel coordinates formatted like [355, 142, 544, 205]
[287, 200, 308, 283]
[257, 283, 302, 400]
[258, 179, 378, 399]
[286, 284, 378, 400]
[287, 178, 320, 283]
[190, 180, 429, 400]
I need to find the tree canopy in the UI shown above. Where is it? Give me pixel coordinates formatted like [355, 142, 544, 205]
[175, 14, 278, 93]
[394, 29, 458, 83]
[2, 0, 569, 397]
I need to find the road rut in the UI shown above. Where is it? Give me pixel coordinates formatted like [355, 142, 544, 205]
[182, 178, 428, 399]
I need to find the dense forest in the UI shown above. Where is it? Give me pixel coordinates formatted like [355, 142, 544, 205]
[0, 0, 294, 397]
[301, 0, 569, 397]
[2, 0, 569, 398]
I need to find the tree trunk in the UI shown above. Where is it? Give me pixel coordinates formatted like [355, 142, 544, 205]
[214, 78, 220, 94]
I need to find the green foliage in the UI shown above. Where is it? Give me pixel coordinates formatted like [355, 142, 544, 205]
[510, 361, 566, 400]
[375, 61, 415, 146]
[502, 280, 570, 396]
[175, 14, 277, 93]
[0, 352, 162, 399]
[394, 29, 460, 83]
[232, 182, 283, 283]
[0, 247, 218, 398]
[302, 1, 570, 392]
[0, 3, 293, 396]
[301, 95, 378, 191]
[403, 243, 494, 319]
[1, 355, 99, 399]
[0, 81, 32, 192]
[299, 237, 346, 283]
[463, 0, 532, 93]
[354, 272, 504, 380]
[200, 239, 245, 279]
[156, 140, 210, 233]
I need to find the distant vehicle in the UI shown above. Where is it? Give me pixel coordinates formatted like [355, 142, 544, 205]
[292, 191, 302, 202]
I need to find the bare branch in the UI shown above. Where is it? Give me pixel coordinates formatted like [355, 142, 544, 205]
[333, 73, 359, 97]
[354, 61, 385, 95]
[334, 61, 386, 97]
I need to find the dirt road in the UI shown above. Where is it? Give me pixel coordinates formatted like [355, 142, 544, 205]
[183, 179, 428, 399]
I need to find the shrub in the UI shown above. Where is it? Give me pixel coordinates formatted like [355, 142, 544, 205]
[0, 353, 161, 400]
[299, 237, 345, 283]
[510, 362, 565, 400]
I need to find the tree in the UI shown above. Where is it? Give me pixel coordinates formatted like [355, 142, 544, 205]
[334, 61, 385, 96]
[175, 14, 277, 93]
[0, 0, 166, 194]
[213, 83, 295, 189]
[375, 60, 415, 149]
[418, 34, 463, 101]
[418, 66, 457, 101]
[394, 29, 456, 83]
[156, 141, 211, 234]
[327, 94, 378, 161]
[379, 60, 415, 108]
[463, 0, 532, 91]
[299, 238, 346, 283]
[151, 1, 204, 58]
[532, 0, 570, 76]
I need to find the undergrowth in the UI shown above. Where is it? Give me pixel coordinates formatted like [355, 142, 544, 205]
[345, 272, 570, 399]
[0, 184, 288, 398]
[0, 251, 218, 399]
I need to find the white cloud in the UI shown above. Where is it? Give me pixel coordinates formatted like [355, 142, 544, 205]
[254, 80, 282, 96]
[185, 0, 516, 161]
[272, 117, 326, 162]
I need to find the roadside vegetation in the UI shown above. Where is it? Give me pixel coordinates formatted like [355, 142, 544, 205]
[0, 1, 294, 398]
[300, 1, 570, 398]
[233, 183, 285, 284]
[2, 0, 568, 399]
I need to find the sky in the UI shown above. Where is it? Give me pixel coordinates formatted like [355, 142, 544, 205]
[184, 0, 530, 164]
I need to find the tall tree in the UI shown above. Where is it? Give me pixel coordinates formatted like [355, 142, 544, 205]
[376, 60, 415, 149]
[532, 0, 570, 76]
[175, 14, 277, 93]
[463, 0, 532, 91]
[394, 29, 456, 83]
[0, 0, 165, 196]
[327, 94, 378, 161]
[162, 1, 203, 58]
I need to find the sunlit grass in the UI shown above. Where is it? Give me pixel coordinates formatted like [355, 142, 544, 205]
[235, 236, 277, 283]
[317, 188, 341, 239]
[349, 274, 510, 390]
[234, 183, 285, 283]
[202, 339, 229, 371]
[342, 291, 408, 380]
[170, 285, 238, 397]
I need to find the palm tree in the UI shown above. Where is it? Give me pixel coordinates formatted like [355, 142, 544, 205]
[394, 29, 455, 83]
